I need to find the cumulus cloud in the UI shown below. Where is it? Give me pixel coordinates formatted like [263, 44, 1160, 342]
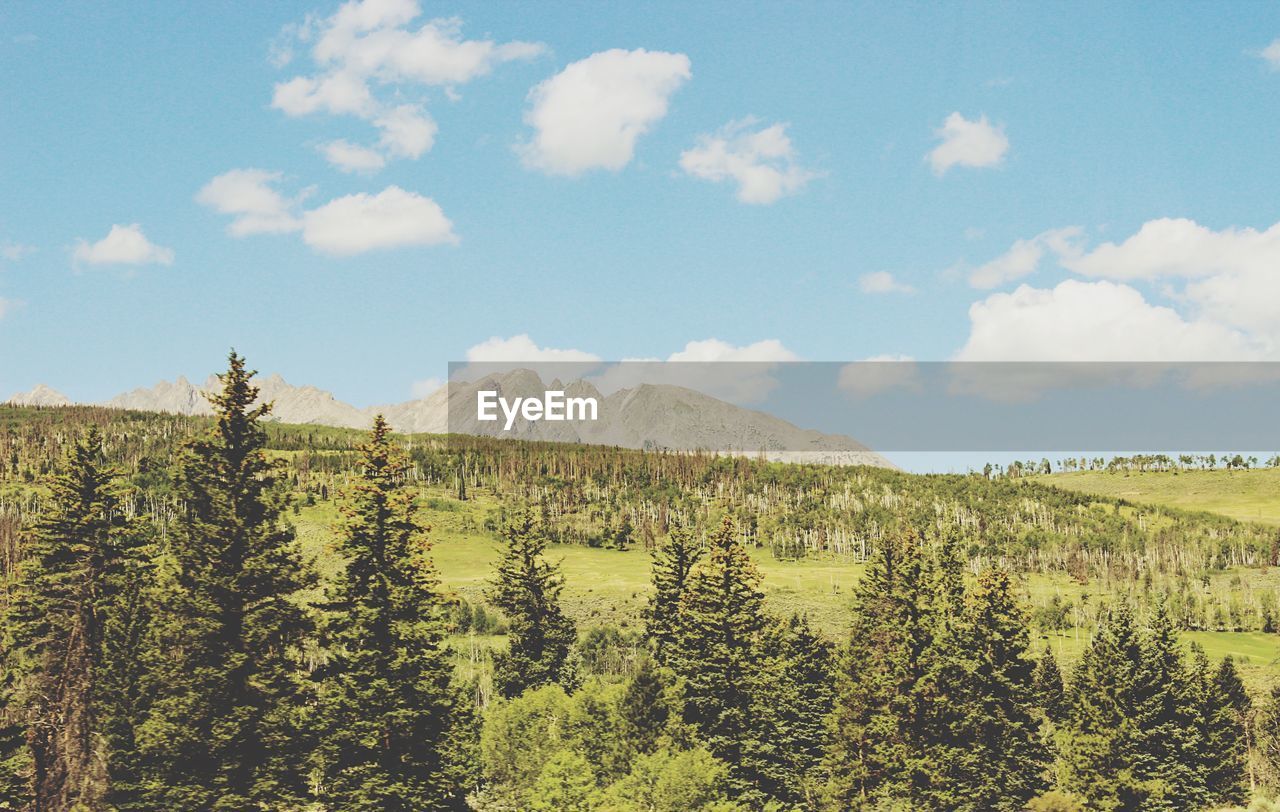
[198, 169, 456, 256]
[837, 355, 920, 399]
[954, 215, 1280, 366]
[928, 112, 1008, 175]
[591, 338, 800, 404]
[455, 335, 799, 404]
[968, 227, 1083, 289]
[1060, 218, 1280, 338]
[1260, 38, 1280, 70]
[272, 71, 377, 117]
[374, 104, 436, 158]
[453, 334, 604, 385]
[273, 1, 543, 171]
[663, 338, 799, 364]
[319, 140, 387, 173]
[465, 334, 602, 364]
[679, 119, 819, 204]
[858, 271, 915, 294]
[520, 48, 691, 175]
[196, 169, 308, 234]
[302, 186, 457, 255]
[955, 279, 1259, 362]
[72, 224, 174, 267]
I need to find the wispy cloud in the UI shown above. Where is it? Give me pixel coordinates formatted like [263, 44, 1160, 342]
[679, 118, 820, 204]
[858, 271, 915, 295]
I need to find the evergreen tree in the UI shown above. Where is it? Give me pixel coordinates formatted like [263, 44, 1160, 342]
[644, 523, 702, 665]
[1033, 646, 1066, 722]
[761, 614, 834, 807]
[823, 528, 943, 809]
[1201, 654, 1250, 806]
[942, 568, 1049, 810]
[1058, 602, 1212, 811]
[619, 658, 669, 757]
[1059, 603, 1147, 810]
[1, 429, 146, 810]
[316, 416, 476, 810]
[136, 352, 315, 809]
[1130, 601, 1205, 809]
[487, 508, 576, 698]
[668, 516, 774, 803]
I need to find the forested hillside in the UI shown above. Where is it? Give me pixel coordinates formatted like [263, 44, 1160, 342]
[2, 356, 1279, 810]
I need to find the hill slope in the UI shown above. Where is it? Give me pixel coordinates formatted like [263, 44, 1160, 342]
[1039, 468, 1280, 527]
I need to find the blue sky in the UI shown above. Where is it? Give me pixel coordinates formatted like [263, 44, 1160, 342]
[3, 1, 1280, 407]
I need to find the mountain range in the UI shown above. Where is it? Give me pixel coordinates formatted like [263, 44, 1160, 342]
[6, 371, 892, 467]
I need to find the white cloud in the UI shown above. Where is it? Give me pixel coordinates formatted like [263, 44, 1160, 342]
[311, 6, 542, 85]
[196, 169, 307, 235]
[465, 334, 601, 363]
[455, 336, 799, 404]
[591, 338, 800, 404]
[374, 104, 436, 158]
[928, 112, 1008, 175]
[955, 279, 1259, 362]
[968, 226, 1082, 289]
[1260, 38, 1280, 70]
[664, 338, 799, 364]
[520, 48, 691, 176]
[1061, 217, 1280, 337]
[858, 271, 915, 294]
[320, 140, 387, 173]
[410, 376, 443, 398]
[272, 1, 542, 169]
[1, 242, 36, 261]
[679, 119, 819, 204]
[302, 186, 457, 255]
[837, 355, 920, 399]
[272, 71, 377, 117]
[72, 224, 174, 267]
[956, 215, 1280, 366]
[199, 170, 457, 256]
[0, 298, 13, 320]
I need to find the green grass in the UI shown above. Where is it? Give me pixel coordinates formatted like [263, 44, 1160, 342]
[295, 484, 1280, 692]
[1038, 467, 1280, 526]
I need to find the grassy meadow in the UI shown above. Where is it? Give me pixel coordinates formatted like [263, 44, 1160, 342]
[1037, 467, 1280, 526]
[294, 479, 1280, 691]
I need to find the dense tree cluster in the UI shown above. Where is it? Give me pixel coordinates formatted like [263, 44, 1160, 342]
[1, 356, 1278, 810]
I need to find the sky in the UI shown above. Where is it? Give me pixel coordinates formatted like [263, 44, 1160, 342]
[3, 1, 1280, 408]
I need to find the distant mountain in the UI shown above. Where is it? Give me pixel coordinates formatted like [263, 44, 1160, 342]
[8, 369, 892, 467]
[105, 374, 369, 428]
[106, 375, 215, 416]
[382, 369, 892, 467]
[6, 384, 72, 407]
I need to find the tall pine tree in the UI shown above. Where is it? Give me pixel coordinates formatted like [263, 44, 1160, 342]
[668, 516, 777, 804]
[487, 508, 576, 699]
[940, 568, 1049, 810]
[1, 429, 146, 810]
[823, 528, 943, 809]
[316, 416, 476, 810]
[1200, 653, 1251, 806]
[644, 524, 701, 665]
[137, 352, 315, 809]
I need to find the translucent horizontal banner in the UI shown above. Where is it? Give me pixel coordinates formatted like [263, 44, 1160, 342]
[440, 361, 1280, 456]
